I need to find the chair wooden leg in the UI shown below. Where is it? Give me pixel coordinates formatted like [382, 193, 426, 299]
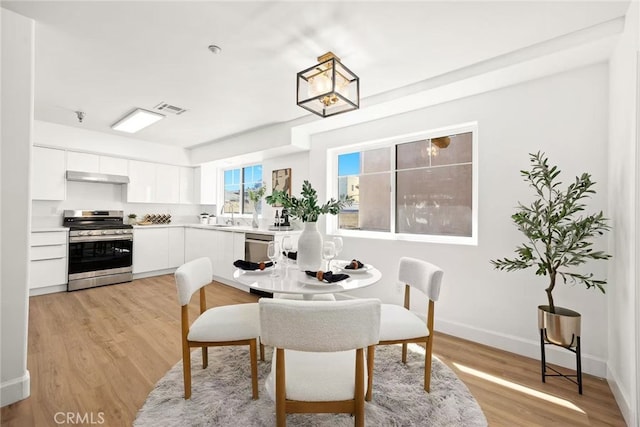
[366, 346, 375, 401]
[259, 340, 265, 361]
[402, 342, 408, 363]
[182, 343, 192, 400]
[275, 349, 286, 427]
[424, 337, 433, 392]
[250, 339, 259, 400]
[355, 348, 365, 427]
[202, 346, 208, 369]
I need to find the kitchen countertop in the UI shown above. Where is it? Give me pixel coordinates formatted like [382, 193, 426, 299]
[133, 223, 300, 235]
[32, 227, 68, 232]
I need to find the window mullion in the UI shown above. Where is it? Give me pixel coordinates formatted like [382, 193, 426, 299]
[390, 145, 396, 234]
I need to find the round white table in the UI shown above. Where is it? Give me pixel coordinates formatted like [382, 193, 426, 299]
[233, 261, 381, 300]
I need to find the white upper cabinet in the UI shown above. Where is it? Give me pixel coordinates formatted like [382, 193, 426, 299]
[128, 161, 194, 204]
[67, 151, 128, 176]
[66, 151, 99, 172]
[155, 164, 180, 203]
[198, 162, 218, 205]
[179, 167, 195, 204]
[32, 146, 66, 200]
[128, 160, 157, 202]
[99, 156, 128, 176]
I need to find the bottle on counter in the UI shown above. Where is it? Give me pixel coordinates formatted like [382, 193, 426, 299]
[281, 207, 289, 227]
[274, 210, 279, 227]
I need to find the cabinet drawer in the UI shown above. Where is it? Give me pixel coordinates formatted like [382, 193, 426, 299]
[31, 245, 66, 261]
[30, 258, 67, 289]
[31, 232, 67, 246]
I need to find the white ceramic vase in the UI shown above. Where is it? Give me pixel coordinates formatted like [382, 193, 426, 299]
[297, 221, 322, 272]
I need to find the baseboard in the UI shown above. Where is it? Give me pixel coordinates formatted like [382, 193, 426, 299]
[29, 284, 66, 296]
[437, 318, 607, 377]
[0, 370, 30, 407]
[607, 365, 635, 426]
[133, 268, 177, 280]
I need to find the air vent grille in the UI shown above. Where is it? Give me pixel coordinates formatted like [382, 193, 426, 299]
[153, 102, 187, 115]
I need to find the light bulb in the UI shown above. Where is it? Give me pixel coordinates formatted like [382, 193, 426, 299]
[309, 71, 332, 97]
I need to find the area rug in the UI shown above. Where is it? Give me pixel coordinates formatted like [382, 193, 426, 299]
[134, 345, 487, 426]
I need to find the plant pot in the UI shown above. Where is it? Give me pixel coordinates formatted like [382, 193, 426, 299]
[297, 222, 322, 272]
[252, 211, 259, 229]
[537, 305, 581, 348]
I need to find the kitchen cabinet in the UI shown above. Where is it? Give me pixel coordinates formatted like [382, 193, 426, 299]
[128, 160, 157, 203]
[67, 152, 129, 176]
[179, 167, 195, 204]
[168, 227, 185, 268]
[133, 226, 185, 274]
[183, 227, 244, 285]
[29, 230, 67, 294]
[133, 228, 169, 274]
[32, 147, 66, 200]
[155, 164, 180, 203]
[127, 160, 193, 204]
[198, 163, 218, 205]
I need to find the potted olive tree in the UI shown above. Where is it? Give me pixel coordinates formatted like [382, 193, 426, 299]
[491, 152, 611, 348]
[266, 180, 352, 271]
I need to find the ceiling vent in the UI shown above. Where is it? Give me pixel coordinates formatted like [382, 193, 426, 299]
[153, 102, 187, 115]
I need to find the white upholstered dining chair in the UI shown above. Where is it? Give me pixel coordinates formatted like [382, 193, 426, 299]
[175, 257, 261, 400]
[259, 298, 381, 427]
[370, 257, 444, 393]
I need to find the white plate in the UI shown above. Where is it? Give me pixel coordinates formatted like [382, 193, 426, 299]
[242, 266, 274, 274]
[335, 262, 372, 274]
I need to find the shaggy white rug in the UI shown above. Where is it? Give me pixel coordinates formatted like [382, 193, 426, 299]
[134, 345, 487, 426]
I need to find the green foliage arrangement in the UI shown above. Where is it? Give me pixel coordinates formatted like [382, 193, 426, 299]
[490, 152, 611, 313]
[265, 180, 353, 222]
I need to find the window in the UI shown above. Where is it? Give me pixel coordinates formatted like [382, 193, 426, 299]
[223, 164, 263, 214]
[334, 125, 476, 243]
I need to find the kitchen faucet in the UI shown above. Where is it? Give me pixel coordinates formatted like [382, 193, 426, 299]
[221, 205, 235, 225]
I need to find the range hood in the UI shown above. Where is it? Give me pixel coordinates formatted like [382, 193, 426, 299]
[66, 170, 130, 184]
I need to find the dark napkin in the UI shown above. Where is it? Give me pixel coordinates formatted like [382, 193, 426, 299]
[233, 260, 274, 271]
[282, 251, 297, 261]
[305, 270, 350, 283]
[344, 259, 365, 270]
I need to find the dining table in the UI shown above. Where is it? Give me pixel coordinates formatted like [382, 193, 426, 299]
[233, 260, 382, 300]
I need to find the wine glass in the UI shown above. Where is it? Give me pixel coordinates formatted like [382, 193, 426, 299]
[333, 236, 344, 262]
[267, 241, 280, 277]
[322, 241, 336, 272]
[281, 235, 293, 267]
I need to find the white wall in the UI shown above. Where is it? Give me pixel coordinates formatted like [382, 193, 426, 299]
[1, 9, 33, 406]
[607, 1, 639, 425]
[305, 63, 611, 377]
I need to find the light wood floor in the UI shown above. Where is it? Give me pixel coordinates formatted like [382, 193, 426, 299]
[1, 275, 626, 426]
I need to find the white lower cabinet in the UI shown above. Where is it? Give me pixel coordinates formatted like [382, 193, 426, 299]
[184, 227, 245, 285]
[134, 226, 186, 274]
[29, 230, 68, 293]
[168, 227, 185, 268]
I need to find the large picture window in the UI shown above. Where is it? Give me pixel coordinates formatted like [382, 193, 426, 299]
[223, 164, 263, 214]
[334, 125, 476, 244]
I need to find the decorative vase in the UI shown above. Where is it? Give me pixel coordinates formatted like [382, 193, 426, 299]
[252, 210, 259, 229]
[537, 305, 581, 348]
[297, 222, 322, 271]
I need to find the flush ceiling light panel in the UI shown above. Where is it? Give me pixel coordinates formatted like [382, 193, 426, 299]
[297, 51, 359, 118]
[111, 108, 165, 133]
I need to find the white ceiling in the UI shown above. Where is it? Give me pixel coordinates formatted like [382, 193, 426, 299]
[2, 1, 631, 149]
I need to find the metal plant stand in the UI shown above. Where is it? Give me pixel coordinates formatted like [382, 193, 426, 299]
[540, 329, 582, 394]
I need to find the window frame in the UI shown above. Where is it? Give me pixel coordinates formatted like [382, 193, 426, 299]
[221, 163, 263, 216]
[327, 122, 478, 245]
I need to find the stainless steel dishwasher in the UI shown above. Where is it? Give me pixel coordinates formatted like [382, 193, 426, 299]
[244, 233, 273, 263]
[244, 233, 274, 298]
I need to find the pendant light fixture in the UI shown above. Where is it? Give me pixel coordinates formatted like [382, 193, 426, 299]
[296, 52, 360, 118]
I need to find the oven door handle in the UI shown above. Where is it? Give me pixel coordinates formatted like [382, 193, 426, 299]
[69, 235, 133, 243]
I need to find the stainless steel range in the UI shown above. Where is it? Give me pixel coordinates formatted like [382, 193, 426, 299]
[63, 210, 133, 291]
